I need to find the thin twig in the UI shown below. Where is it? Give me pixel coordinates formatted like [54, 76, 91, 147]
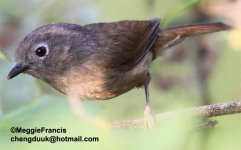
[112, 100, 241, 128]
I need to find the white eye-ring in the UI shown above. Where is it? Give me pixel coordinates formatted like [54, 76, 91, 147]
[34, 43, 49, 59]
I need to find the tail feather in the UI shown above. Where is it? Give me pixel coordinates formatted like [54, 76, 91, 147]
[153, 22, 233, 57]
[164, 22, 232, 37]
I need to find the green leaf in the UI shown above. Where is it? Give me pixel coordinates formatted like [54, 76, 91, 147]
[0, 63, 41, 113]
[0, 50, 8, 61]
[162, 0, 200, 26]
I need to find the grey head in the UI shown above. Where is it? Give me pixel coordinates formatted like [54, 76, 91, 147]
[7, 23, 88, 89]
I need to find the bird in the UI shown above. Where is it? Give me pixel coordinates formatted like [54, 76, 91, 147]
[7, 18, 231, 128]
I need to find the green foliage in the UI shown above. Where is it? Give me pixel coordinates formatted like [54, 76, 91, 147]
[162, 0, 200, 26]
[0, 63, 41, 113]
[0, 50, 8, 61]
[0, 0, 240, 150]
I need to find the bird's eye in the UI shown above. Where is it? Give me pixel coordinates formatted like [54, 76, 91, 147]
[35, 46, 47, 57]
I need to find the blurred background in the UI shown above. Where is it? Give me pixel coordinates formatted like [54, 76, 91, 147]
[0, 0, 241, 149]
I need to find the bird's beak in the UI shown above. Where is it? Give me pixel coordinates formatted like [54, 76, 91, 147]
[7, 64, 29, 80]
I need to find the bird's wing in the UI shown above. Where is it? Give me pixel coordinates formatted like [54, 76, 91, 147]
[84, 18, 160, 71]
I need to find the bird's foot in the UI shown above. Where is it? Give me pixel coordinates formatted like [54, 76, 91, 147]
[144, 105, 155, 129]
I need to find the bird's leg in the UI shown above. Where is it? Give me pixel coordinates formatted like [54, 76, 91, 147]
[144, 74, 155, 129]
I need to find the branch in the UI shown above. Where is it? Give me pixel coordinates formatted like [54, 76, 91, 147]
[112, 100, 241, 129]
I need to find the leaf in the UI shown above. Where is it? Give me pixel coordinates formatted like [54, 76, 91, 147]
[0, 63, 41, 113]
[162, 0, 200, 26]
[228, 28, 241, 51]
[0, 50, 8, 61]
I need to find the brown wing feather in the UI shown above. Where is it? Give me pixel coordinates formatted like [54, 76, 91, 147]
[84, 19, 160, 71]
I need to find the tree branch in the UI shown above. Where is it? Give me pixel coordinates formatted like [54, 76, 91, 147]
[112, 100, 241, 128]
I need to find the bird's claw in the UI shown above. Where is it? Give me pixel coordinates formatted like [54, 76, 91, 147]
[144, 106, 155, 129]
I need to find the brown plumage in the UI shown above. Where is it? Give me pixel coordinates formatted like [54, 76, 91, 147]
[7, 18, 232, 127]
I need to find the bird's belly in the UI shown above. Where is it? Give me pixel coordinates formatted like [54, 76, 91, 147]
[62, 75, 143, 100]
[58, 73, 118, 100]
[71, 82, 120, 100]
[57, 53, 153, 100]
[58, 70, 145, 100]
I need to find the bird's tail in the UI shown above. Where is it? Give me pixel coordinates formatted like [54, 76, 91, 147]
[153, 23, 233, 57]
